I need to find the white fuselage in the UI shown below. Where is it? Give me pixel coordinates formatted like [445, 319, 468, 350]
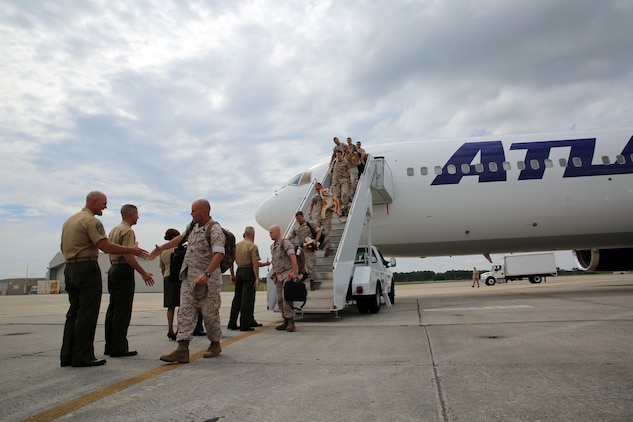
[255, 128, 633, 258]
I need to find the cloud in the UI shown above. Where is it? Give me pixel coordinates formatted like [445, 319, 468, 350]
[0, 0, 631, 278]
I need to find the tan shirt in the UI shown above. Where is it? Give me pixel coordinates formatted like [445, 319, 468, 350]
[182, 219, 225, 286]
[108, 221, 135, 263]
[310, 193, 323, 218]
[60, 208, 107, 260]
[270, 239, 295, 283]
[159, 248, 173, 277]
[332, 157, 350, 180]
[235, 238, 260, 268]
[290, 222, 312, 245]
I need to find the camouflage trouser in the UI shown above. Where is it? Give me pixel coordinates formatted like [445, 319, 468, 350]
[332, 176, 349, 208]
[349, 167, 359, 199]
[177, 280, 222, 342]
[299, 248, 316, 280]
[315, 213, 332, 249]
[275, 278, 295, 319]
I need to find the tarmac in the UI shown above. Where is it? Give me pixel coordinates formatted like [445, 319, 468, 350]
[1, 273, 632, 421]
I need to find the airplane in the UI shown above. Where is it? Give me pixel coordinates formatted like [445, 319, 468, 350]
[255, 128, 633, 272]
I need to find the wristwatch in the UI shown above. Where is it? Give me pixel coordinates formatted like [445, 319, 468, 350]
[204, 271, 211, 277]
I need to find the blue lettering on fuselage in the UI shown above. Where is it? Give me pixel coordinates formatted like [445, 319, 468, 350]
[431, 136, 633, 185]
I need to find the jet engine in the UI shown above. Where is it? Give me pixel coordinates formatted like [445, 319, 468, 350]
[573, 248, 633, 271]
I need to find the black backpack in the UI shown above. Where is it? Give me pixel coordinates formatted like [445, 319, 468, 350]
[306, 221, 325, 250]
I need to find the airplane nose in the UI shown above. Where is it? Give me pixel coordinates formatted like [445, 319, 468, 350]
[255, 196, 272, 230]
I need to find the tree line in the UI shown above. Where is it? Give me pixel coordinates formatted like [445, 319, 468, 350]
[393, 267, 587, 282]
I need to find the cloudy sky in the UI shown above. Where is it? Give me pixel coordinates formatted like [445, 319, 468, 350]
[1, 0, 632, 279]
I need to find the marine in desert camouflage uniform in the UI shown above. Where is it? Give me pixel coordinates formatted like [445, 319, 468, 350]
[152, 199, 226, 363]
[269, 225, 299, 332]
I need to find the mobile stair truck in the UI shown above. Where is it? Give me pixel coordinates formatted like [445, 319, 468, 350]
[481, 252, 557, 285]
[267, 155, 397, 316]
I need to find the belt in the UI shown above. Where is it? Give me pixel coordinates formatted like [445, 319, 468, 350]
[237, 266, 253, 269]
[66, 257, 98, 263]
[110, 259, 128, 265]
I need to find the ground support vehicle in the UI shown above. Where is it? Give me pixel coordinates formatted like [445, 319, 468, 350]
[482, 252, 557, 285]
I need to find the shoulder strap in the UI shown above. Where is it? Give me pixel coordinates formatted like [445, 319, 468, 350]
[205, 221, 218, 247]
[176, 220, 194, 249]
[305, 221, 316, 238]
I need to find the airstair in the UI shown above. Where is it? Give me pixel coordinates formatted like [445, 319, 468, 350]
[267, 155, 394, 314]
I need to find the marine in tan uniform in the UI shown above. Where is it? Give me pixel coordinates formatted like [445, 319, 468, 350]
[343, 144, 361, 199]
[288, 211, 317, 290]
[228, 226, 270, 331]
[330, 149, 350, 214]
[472, 267, 480, 288]
[308, 182, 332, 255]
[153, 199, 226, 363]
[60, 191, 148, 368]
[269, 225, 299, 332]
[104, 204, 154, 358]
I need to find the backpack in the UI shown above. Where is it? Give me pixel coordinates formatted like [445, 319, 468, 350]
[169, 225, 193, 283]
[305, 221, 317, 239]
[206, 221, 236, 273]
[306, 221, 325, 250]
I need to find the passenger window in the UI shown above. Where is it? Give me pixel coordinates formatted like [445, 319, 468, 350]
[420, 167, 428, 176]
[559, 158, 567, 167]
[447, 164, 457, 175]
[530, 159, 540, 170]
[488, 162, 498, 172]
[407, 167, 414, 176]
[544, 159, 553, 168]
[354, 250, 366, 264]
[601, 156, 611, 165]
[572, 157, 582, 167]
[517, 161, 525, 170]
[475, 163, 484, 173]
[461, 163, 470, 174]
[616, 155, 626, 164]
[434, 166, 443, 175]
[502, 161, 511, 171]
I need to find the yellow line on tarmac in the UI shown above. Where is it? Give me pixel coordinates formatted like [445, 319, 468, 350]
[23, 323, 278, 422]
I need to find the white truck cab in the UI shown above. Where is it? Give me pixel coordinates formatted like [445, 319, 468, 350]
[350, 245, 396, 313]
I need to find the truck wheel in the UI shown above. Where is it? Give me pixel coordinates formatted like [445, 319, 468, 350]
[529, 276, 543, 284]
[388, 279, 395, 305]
[356, 298, 369, 313]
[485, 277, 496, 286]
[368, 284, 381, 314]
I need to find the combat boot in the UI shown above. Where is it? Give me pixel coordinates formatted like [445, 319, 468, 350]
[286, 318, 296, 332]
[203, 341, 222, 358]
[159, 340, 189, 363]
[275, 318, 288, 331]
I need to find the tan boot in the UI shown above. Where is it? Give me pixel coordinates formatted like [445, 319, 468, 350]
[275, 318, 288, 331]
[286, 318, 296, 332]
[160, 340, 189, 363]
[203, 341, 222, 358]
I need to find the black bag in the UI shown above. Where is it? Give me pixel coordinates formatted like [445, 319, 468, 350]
[169, 223, 193, 283]
[305, 221, 326, 250]
[284, 278, 307, 310]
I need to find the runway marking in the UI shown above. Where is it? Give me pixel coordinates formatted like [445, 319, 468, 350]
[424, 305, 533, 312]
[23, 322, 279, 422]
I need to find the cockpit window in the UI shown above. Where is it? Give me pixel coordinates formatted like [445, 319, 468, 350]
[281, 172, 312, 188]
